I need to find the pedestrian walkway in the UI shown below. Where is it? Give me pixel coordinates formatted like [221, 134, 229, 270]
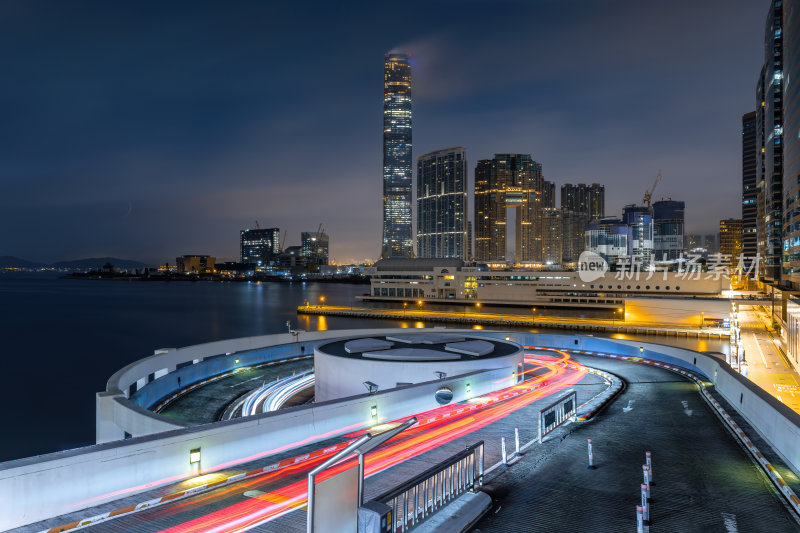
[738, 306, 800, 413]
[474, 354, 800, 532]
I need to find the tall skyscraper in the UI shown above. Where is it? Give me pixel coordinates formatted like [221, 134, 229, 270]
[742, 111, 758, 267]
[416, 147, 468, 259]
[240, 227, 281, 266]
[783, 0, 800, 287]
[542, 180, 556, 208]
[561, 210, 590, 265]
[466, 220, 473, 261]
[381, 52, 413, 258]
[756, 1, 784, 282]
[561, 183, 605, 220]
[720, 219, 743, 261]
[653, 200, 685, 261]
[475, 154, 543, 263]
[541, 208, 562, 266]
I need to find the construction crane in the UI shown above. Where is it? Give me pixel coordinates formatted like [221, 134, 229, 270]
[255, 220, 261, 230]
[643, 170, 661, 208]
[281, 231, 287, 252]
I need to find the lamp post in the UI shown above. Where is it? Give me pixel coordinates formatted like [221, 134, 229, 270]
[403, 301, 408, 317]
[320, 295, 326, 309]
[532, 307, 537, 326]
[701, 311, 705, 329]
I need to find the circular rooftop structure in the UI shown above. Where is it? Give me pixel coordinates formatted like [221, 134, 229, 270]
[315, 332, 523, 402]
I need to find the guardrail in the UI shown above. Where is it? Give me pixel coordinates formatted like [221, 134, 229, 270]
[538, 391, 577, 443]
[374, 441, 484, 532]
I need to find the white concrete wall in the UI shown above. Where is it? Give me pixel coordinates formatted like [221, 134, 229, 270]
[98, 329, 408, 443]
[2, 359, 509, 530]
[314, 341, 522, 402]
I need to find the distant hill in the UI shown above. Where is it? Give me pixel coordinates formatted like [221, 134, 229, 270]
[0, 256, 42, 269]
[50, 257, 152, 270]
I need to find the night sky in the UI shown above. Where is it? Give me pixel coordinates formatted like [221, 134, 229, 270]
[0, 0, 766, 265]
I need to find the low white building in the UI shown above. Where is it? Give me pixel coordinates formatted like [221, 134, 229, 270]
[365, 258, 726, 309]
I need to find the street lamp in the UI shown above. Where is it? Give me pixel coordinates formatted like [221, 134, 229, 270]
[403, 301, 408, 317]
[417, 299, 423, 312]
[701, 311, 705, 329]
[532, 307, 536, 325]
[320, 295, 326, 308]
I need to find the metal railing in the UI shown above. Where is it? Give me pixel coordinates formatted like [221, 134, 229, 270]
[374, 441, 484, 532]
[538, 391, 577, 443]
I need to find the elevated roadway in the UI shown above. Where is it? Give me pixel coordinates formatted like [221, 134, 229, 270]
[15, 353, 596, 533]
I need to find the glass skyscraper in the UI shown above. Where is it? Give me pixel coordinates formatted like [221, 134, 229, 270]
[416, 147, 467, 259]
[381, 52, 413, 258]
[756, 0, 784, 282]
[653, 200, 685, 262]
[742, 111, 758, 267]
[783, 0, 800, 286]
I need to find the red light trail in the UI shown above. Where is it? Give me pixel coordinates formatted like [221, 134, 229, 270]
[156, 352, 586, 533]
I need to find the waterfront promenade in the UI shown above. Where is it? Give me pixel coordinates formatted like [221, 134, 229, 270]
[298, 304, 730, 338]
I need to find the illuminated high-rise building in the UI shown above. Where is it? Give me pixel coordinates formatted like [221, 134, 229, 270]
[417, 147, 467, 259]
[561, 210, 590, 265]
[301, 231, 329, 265]
[542, 208, 562, 266]
[623, 204, 654, 264]
[240, 227, 280, 266]
[653, 200, 685, 262]
[782, 0, 800, 286]
[756, 1, 784, 282]
[561, 183, 604, 220]
[742, 111, 758, 267]
[720, 219, 743, 261]
[381, 52, 413, 258]
[475, 154, 543, 264]
[542, 180, 556, 208]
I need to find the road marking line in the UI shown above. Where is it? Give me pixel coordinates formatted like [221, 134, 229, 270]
[752, 333, 768, 366]
[722, 512, 738, 532]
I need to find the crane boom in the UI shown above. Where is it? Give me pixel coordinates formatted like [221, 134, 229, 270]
[643, 170, 661, 208]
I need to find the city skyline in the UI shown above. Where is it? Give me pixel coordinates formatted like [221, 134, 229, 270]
[0, 0, 765, 264]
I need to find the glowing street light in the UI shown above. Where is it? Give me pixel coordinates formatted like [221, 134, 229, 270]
[532, 307, 537, 325]
[403, 301, 408, 317]
[319, 295, 326, 308]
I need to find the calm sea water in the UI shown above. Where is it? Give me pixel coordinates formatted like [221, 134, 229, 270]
[0, 273, 729, 462]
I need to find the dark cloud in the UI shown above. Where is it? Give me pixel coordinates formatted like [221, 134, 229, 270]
[0, 0, 766, 263]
